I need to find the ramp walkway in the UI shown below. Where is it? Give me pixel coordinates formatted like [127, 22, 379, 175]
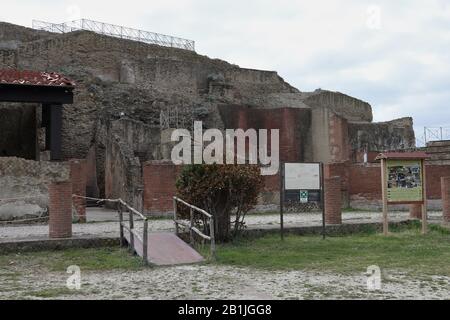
[104, 196, 215, 266]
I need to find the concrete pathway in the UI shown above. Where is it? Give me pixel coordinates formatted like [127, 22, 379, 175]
[0, 209, 445, 242]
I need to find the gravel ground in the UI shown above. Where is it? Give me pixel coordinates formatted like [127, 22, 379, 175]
[0, 210, 445, 240]
[1, 210, 448, 300]
[1, 263, 449, 300]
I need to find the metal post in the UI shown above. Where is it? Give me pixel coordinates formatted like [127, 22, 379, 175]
[129, 207, 135, 253]
[190, 207, 194, 245]
[143, 218, 148, 265]
[280, 162, 285, 241]
[424, 127, 427, 144]
[321, 162, 326, 240]
[118, 203, 124, 247]
[210, 216, 216, 259]
[440, 127, 443, 141]
[381, 159, 389, 236]
[173, 198, 179, 235]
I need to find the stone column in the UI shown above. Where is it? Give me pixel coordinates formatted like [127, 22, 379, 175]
[49, 181, 73, 238]
[441, 177, 450, 223]
[325, 176, 342, 225]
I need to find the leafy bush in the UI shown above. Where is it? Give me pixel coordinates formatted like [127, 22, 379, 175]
[176, 164, 264, 242]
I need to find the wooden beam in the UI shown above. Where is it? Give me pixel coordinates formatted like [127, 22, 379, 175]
[49, 104, 62, 160]
[0, 84, 73, 104]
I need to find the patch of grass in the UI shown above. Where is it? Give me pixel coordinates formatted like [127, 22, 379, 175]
[0, 247, 144, 272]
[214, 222, 450, 275]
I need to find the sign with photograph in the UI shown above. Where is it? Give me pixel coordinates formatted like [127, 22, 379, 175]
[386, 159, 423, 203]
[284, 163, 321, 190]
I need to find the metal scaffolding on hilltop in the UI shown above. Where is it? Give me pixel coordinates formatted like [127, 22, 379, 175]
[32, 19, 195, 51]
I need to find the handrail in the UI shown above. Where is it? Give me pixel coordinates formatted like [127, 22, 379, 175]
[173, 197, 212, 218]
[173, 196, 216, 258]
[72, 195, 149, 265]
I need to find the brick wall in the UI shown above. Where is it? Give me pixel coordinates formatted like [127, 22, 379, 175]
[143, 161, 182, 214]
[348, 164, 382, 200]
[48, 181, 72, 238]
[441, 177, 450, 222]
[348, 163, 450, 200]
[324, 176, 342, 224]
[141, 159, 450, 213]
[425, 165, 450, 199]
[329, 113, 350, 162]
[218, 105, 312, 163]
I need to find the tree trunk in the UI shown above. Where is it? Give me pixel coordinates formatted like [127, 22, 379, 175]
[214, 208, 231, 242]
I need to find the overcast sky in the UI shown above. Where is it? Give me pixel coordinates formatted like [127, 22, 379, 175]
[1, 0, 449, 143]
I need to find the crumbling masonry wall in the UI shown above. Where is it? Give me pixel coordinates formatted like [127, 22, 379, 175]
[0, 157, 70, 220]
[0, 21, 417, 208]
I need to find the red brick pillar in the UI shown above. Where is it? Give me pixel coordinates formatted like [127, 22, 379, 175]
[70, 159, 87, 223]
[409, 204, 422, 219]
[324, 176, 342, 225]
[441, 177, 450, 223]
[49, 181, 73, 239]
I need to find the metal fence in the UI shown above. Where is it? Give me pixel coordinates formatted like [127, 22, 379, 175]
[32, 19, 195, 51]
[423, 127, 450, 143]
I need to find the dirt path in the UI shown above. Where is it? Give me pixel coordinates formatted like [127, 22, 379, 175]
[0, 211, 444, 241]
[1, 263, 449, 300]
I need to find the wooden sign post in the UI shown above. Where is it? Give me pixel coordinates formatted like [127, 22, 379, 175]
[376, 152, 429, 235]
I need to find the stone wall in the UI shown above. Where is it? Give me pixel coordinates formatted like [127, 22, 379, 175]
[0, 157, 70, 220]
[303, 90, 373, 122]
[348, 117, 416, 155]
[0, 49, 16, 68]
[104, 133, 142, 210]
[0, 21, 418, 206]
[103, 118, 160, 209]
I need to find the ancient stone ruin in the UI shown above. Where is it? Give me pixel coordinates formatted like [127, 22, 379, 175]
[0, 21, 421, 219]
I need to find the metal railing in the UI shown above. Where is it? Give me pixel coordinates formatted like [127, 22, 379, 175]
[32, 19, 195, 51]
[173, 197, 216, 258]
[423, 127, 450, 144]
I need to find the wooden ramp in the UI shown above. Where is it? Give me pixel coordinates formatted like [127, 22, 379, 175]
[124, 231, 204, 266]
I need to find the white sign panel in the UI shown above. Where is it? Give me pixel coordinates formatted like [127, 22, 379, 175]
[284, 163, 321, 190]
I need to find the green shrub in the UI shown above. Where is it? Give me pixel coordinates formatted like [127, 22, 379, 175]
[176, 164, 264, 242]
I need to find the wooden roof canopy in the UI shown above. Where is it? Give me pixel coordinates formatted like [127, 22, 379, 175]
[375, 151, 429, 161]
[0, 69, 75, 104]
